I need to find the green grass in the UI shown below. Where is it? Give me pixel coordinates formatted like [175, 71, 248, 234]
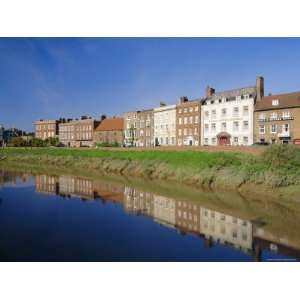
[1, 144, 300, 189]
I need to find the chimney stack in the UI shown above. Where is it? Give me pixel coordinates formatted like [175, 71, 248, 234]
[179, 96, 188, 104]
[256, 76, 264, 101]
[206, 85, 215, 97]
[160, 101, 166, 107]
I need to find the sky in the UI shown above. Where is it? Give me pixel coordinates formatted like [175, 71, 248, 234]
[0, 37, 300, 131]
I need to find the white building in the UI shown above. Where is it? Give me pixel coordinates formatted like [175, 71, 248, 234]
[154, 103, 176, 146]
[201, 77, 264, 146]
[200, 207, 253, 253]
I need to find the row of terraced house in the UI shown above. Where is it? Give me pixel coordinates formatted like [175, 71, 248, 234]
[33, 76, 300, 147]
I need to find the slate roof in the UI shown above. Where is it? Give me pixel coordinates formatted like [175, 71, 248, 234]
[255, 91, 300, 111]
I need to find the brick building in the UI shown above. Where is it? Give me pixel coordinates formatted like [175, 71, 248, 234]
[94, 117, 124, 146]
[254, 91, 300, 144]
[136, 109, 154, 147]
[34, 119, 60, 140]
[59, 117, 100, 147]
[176, 97, 201, 146]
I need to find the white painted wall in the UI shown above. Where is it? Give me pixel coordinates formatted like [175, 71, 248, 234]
[201, 96, 254, 146]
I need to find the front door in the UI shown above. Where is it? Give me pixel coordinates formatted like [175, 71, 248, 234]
[218, 136, 230, 145]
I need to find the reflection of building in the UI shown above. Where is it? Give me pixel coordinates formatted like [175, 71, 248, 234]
[59, 176, 94, 199]
[175, 200, 201, 234]
[254, 91, 300, 144]
[200, 207, 253, 253]
[34, 120, 60, 140]
[93, 180, 124, 203]
[153, 195, 176, 227]
[124, 186, 154, 216]
[35, 175, 58, 195]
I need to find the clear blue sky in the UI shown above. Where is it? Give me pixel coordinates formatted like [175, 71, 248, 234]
[1, 37, 300, 131]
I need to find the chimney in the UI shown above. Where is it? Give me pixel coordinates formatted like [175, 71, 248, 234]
[100, 114, 107, 121]
[160, 101, 166, 107]
[179, 96, 188, 104]
[256, 76, 264, 101]
[206, 85, 215, 97]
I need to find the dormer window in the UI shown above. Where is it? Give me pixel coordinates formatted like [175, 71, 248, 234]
[272, 99, 279, 106]
[210, 100, 214, 104]
[243, 94, 249, 99]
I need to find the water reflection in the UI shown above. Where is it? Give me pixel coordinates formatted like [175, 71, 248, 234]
[1, 169, 300, 261]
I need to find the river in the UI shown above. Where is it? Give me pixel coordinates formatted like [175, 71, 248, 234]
[0, 167, 299, 261]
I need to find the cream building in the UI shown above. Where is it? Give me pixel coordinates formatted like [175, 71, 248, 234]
[200, 207, 253, 253]
[201, 77, 264, 146]
[153, 103, 177, 146]
[153, 194, 176, 227]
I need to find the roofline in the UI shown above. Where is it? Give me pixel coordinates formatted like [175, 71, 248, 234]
[255, 105, 300, 112]
[262, 90, 300, 99]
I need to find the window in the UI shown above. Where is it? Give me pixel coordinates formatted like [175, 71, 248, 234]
[243, 121, 249, 130]
[283, 123, 289, 132]
[184, 128, 187, 135]
[179, 117, 182, 125]
[204, 111, 209, 119]
[204, 124, 209, 132]
[270, 124, 277, 133]
[189, 107, 193, 112]
[184, 108, 188, 113]
[211, 123, 216, 133]
[243, 106, 249, 116]
[189, 128, 193, 135]
[233, 107, 239, 117]
[189, 116, 193, 124]
[179, 109, 182, 114]
[184, 117, 188, 124]
[212, 137, 216, 144]
[233, 121, 239, 131]
[236, 95, 241, 101]
[282, 111, 291, 119]
[270, 112, 277, 120]
[243, 136, 248, 144]
[171, 137, 175, 145]
[195, 106, 199, 112]
[243, 94, 249, 99]
[272, 99, 279, 106]
[178, 129, 182, 136]
[204, 138, 209, 145]
[195, 116, 199, 124]
[234, 137, 239, 143]
[259, 113, 266, 121]
[194, 127, 198, 134]
[212, 110, 216, 119]
[221, 122, 226, 131]
[259, 125, 265, 134]
[221, 108, 227, 117]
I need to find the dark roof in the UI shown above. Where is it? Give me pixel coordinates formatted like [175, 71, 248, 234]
[206, 86, 257, 101]
[95, 118, 124, 131]
[255, 91, 300, 111]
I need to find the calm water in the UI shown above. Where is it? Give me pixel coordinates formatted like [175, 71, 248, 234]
[0, 168, 299, 262]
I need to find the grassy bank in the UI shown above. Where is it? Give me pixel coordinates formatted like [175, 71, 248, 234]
[1, 145, 300, 190]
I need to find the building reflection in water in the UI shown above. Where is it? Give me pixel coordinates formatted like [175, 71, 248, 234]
[32, 173, 300, 261]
